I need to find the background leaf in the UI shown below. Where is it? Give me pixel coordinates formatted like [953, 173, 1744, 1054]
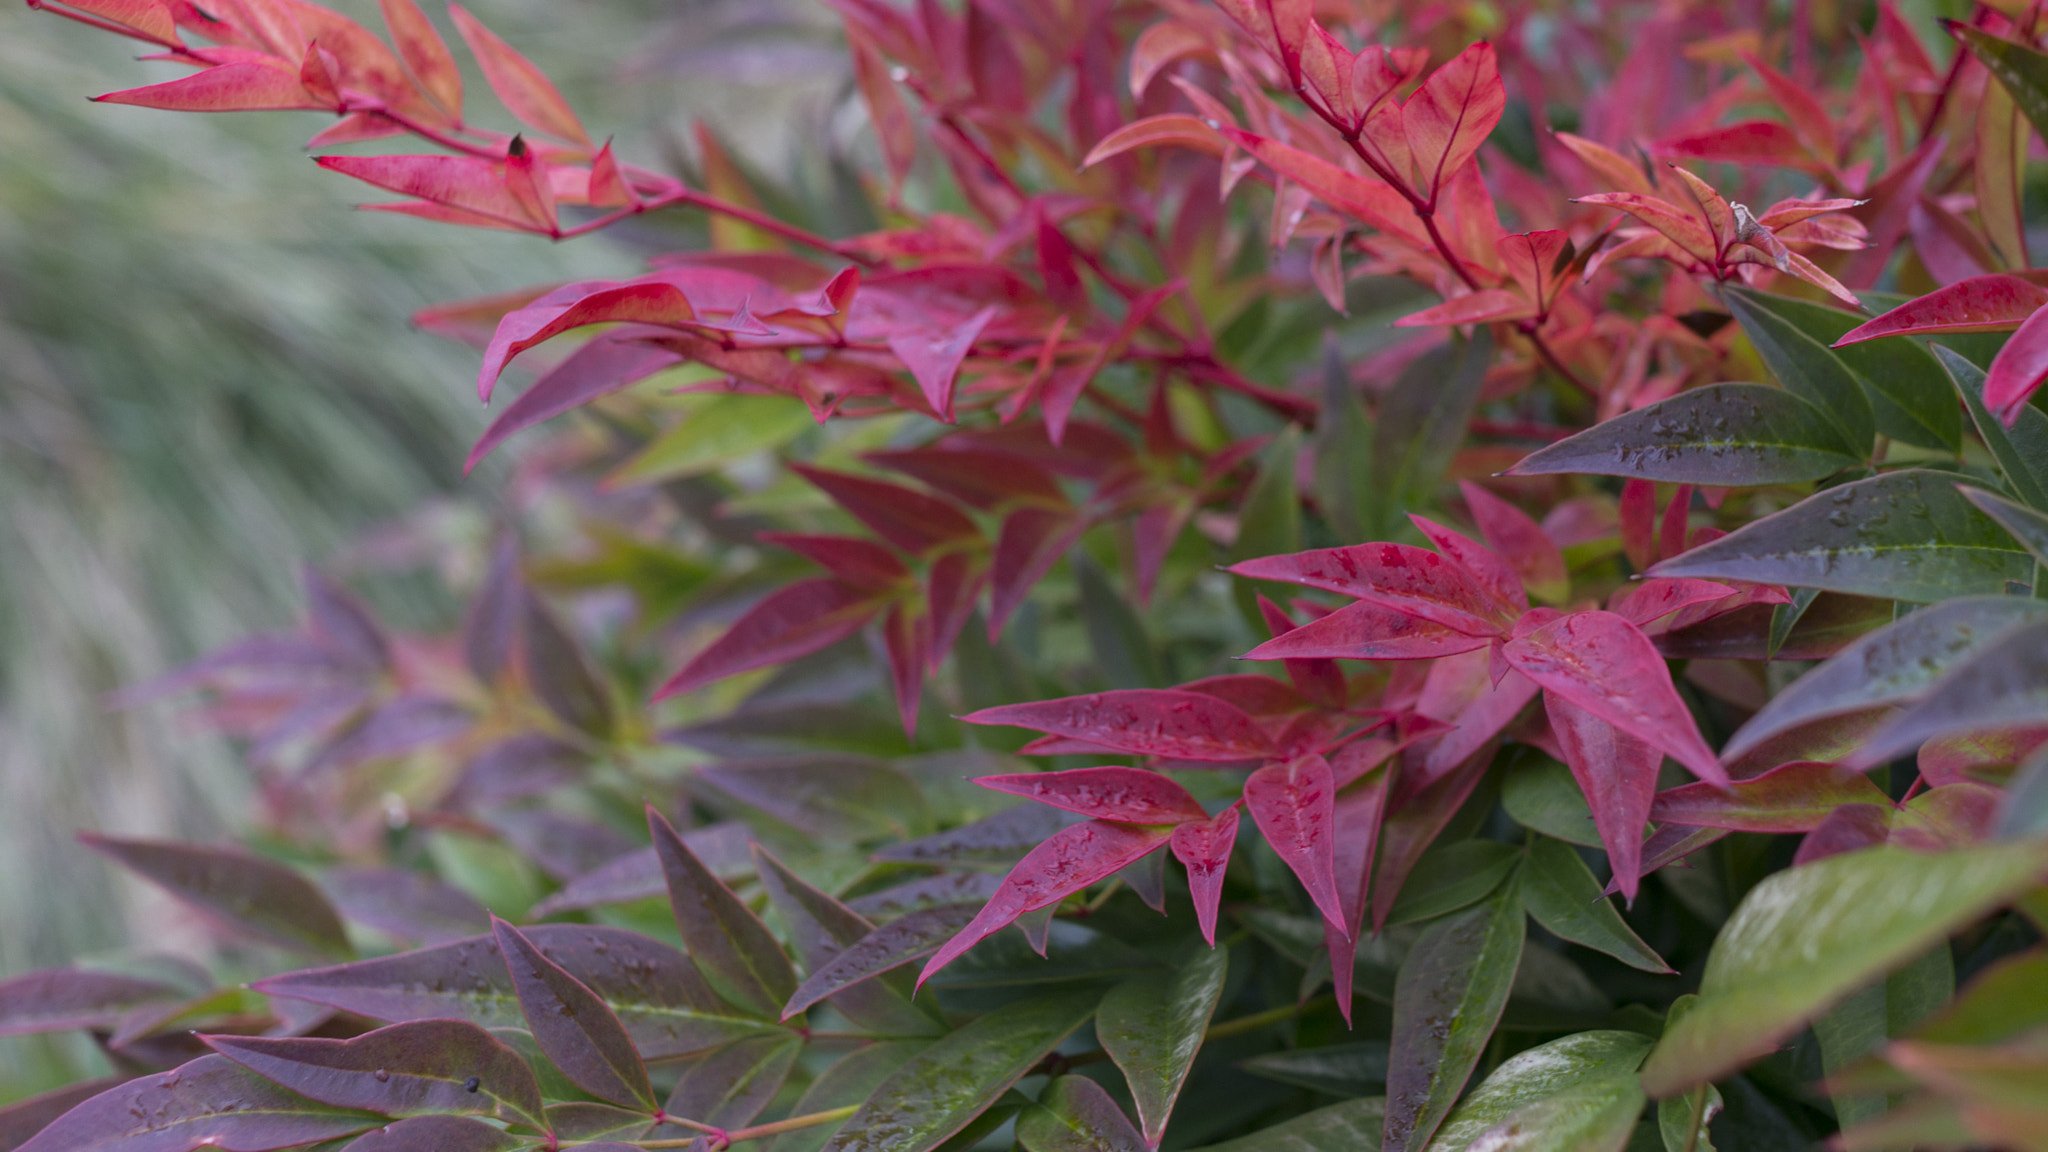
[78, 834, 351, 957]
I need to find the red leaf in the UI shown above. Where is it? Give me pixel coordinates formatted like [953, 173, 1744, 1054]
[865, 447, 1067, 511]
[1649, 760, 1887, 832]
[1408, 515, 1527, 617]
[1400, 41, 1506, 204]
[653, 579, 884, 700]
[1576, 193, 1717, 265]
[847, 28, 915, 194]
[448, 3, 589, 144]
[962, 689, 1274, 762]
[791, 464, 980, 558]
[1245, 754, 1346, 936]
[466, 336, 681, 472]
[320, 154, 543, 242]
[1257, 596, 1346, 708]
[1392, 289, 1538, 327]
[989, 507, 1086, 635]
[918, 820, 1171, 988]
[1324, 758, 1389, 1023]
[377, 0, 462, 115]
[881, 602, 927, 736]
[1657, 120, 1814, 168]
[1740, 51, 1835, 163]
[1169, 808, 1238, 947]
[1459, 481, 1567, 605]
[1545, 696, 1661, 903]
[974, 767, 1207, 824]
[1244, 599, 1492, 661]
[760, 534, 908, 592]
[502, 137, 557, 231]
[1498, 230, 1573, 315]
[1607, 578, 1737, 630]
[1657, 483, 1693, 565]
[1228, 543, 1515, 636]
[1502, 610, 1729, 787]
[1408, 648, 1541, 792]
[1620, 478, 1657, 570]
[1985, 301, 2048, 424]
[1177, 674, 1308, 717]
[1128, 21, 1211, 98]
[1220, 129, 1429, 247]
[923, 550, 985, 673]
[1082, 114, 1229, 168]
[1835, 273, 2048, 343]
[886, 305, 996, 422]
[97, 60, 321, 112]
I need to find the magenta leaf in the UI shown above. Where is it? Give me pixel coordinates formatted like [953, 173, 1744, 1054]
[791, 464, 981, 557]
[1545, 696, 1662, 903]
[1459, 482, 1570, 604]
[989, 507, 1088, 636]
[1607, 578, 1738, 630]
[1834, 273, 2048, 343]
[16, 1055, 382, 1152]
[1984, 297, 2048, 424]
[886, 305, 996, 422]
[649, 807, 797, 1020]
[1228, 543, 1515, 635]
[202, 1019, 544, 1130]
[654, 579, 885, 700]
[1651, 761, 1891, 832]
[1169, 808, 1240, 947]
[491, 917, 655, 1111]
[974, 767, 1208, 824]
[1244, 599, 1493, 661]
[1326, 763, 1390, 1023]
[760, 533, 909, 592]
[918, 821, 1173, 989]
[962, 690, 1274, 762]
[78, 834, 351, 957]
[1244, 755, 1347, 935]
[1408, 515, 1527, 616]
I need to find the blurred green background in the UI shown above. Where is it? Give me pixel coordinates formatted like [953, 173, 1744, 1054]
[0, 0, 849, 1099]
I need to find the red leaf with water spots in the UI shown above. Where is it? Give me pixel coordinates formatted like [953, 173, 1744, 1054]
[1170, 808, 1238, 947]
[962, 689, 1274, 762]
[1245, 600, 1492, 662]
[1545, 696, 1661, 903]
[1408, 515, 1526, 616]
[1835, 274, 2048, 343]
[448, 4, 588, 144]
[918, 820, 1172, 988]
[1219, 129, 1429, 247]
[1244, 755, 1346, 935]
[1608, 578, 1737, 630]
[1257, 595, 1346, 707]
[1228, 544, 1515, 635]
[976, 767, 1207, 825]
[653, 579, 885, 700]
[1459, 481, 1567, 605]
[1400, 41, 1505, 205]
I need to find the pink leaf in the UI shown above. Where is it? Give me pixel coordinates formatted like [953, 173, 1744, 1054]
[1576, 193, 1717, 265]
[1498, 230, 1573, 315]
[1834, 273, 2048, 343]
[1607, 579, 1737, 630]
[1219, 129, 1429, 248]
[653, 579, 884, 700]
[760, 534, 908, 593]
[448, 3, 589, 144]
[466, 336, 680, 472]
[1257, 596, 1347, 708]
[1546, 696, 1661, 903]
[1502, 610, 1729, 787]
[1409, 648, 1541, 792]
[974, 767, 1207, 824]
[1244, 755, 1346, 935]
[923, 550, 985, 673]
[918, 820, 1171, 988]
[1408, 515, 1527, 617]
[1244, 600, 1492, 662]
[1392, 289, 1539, 327]
[376, 0, 461, 115]
[881, 601, 927, 736]
[1325, 762, 1388, 1023]
[1656, 120, 1813, 168]
[1399, 41, 1506, 204]
[865, 447, 1066, 512]
[962, 690, 1274, 762]
[1459, 481, 1567, 605]
[1169, 808, 1238, 947]
[1081, 114, 1229, 167]
[886, 306, 996, 423]
[97, 60, 321, 112]
[1985, 300, 2048, 424]
[1228, 543, 1515, 636]
[320, 154, 545, 247]
[37, 0, 181, 44]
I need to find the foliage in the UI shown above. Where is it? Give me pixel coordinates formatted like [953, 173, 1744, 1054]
[9, 0, 2048, 1150]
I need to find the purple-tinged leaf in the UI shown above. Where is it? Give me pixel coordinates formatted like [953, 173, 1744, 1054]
[752, 847, 939, 1036]
[467, 336, 680, 472]
[521, 591, 613, 739]
[78, 834, 350, 957]
[462, 536, 522, 685]
[989, 507, 1088, 637]
[1849, 620, 2048, 769]
[16, 1055, 380, 1152]
[1257, 596, 1347, 708]
[791, 464, 980, 557]
[1545, 697, 1662, 904]
[0, 1076, 126, 1152]
[1245, 599, 1493, 662]
[321, 868, 489, 946]
[490, 918, 654, 1111]
[1015, 1075, 1146, 1152]
[1382, 881, 1525, 1152]
[975, 768, 1206, 825]
[1227, 544, 1514, 636]
[494, 811, 636, 885]
[1791, 804, 1892, 865]
[1095, 947, 1227, 1146]
[845, 872, 1002, 920]
[1327, 758, 1391, 1023]
[1169, 808, 1239, 948]
[654, 579, 884, 700]
[869, 806, 1070, 868]
[662, 1034, 802, 1132]
[649, 808, 796, 1020]
[304, 569, 389, 672]
[963, 690, 1273, 762]
[918, 822, 1174, 989]
[343, 1115, 531, 1152]
[544, 1102, 655, 1143]
[1117, 847, 1169, 915]
[1652, 761, 1888, 832]
[1244, 755, 1347, 934]
[202, 1019, 544, 1129]
[781, 904, 979, 1020]
[697, 756, 924, 843]
[309, 695, 471, 774]
[760, 534, 909, 593]
[0, 969, 179, 1037]
[452, 734, 586, 808]
[864, 447, 1067, 513]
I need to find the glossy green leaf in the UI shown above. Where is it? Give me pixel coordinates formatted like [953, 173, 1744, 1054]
[78, 835, 351, 957]
[1384, 841, 1522, 926]
[1724, 287, 1873, 454]
[820, 989, 1100, 1152]
[1241, 1041, 1390, 1097]
[1851, 619, 2048, 768]
[1655, 1085, 1721, 1152]
[1373, 330, 1492, 536]
[649, 807, 796, 1020]
[1766, 586, 1821, 659]
[1507, 383, 1860, 485]
[1097, 945, 1229, 1145]
[1640, 842, 2048, 1097]
[1911, 948, 2048, 1046]
[1648, 469, 2034, 603]
[1520, 839, 1670, 974]
[1187, 1097, 1387, 1152]
[1384, 880, 1527, 1152]
[1015, 1075, 1146, 1152]
[1732, 288, 1959, 451]
[765, 1042, 920, 1152]
[1934, 346, 2048, 511]
[1501, 753, 1600, 848]
[1962, 485, 2048, 566]
[609, 391, 817, 485]
[1423, 1031, 1653, 1152]
[1954, 24, 2048, 161]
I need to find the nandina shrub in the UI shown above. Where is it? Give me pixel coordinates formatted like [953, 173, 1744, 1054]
[8, 0, 2048, 1149]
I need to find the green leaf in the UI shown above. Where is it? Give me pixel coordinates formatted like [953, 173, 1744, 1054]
[1502, 753, 1600, 847]
[1187, 1098, 1387, 1152]
[1507, 383, 1860, 485]
[1423, 1031, 1654, 1152]
[663, 1032, 802, 1131]
[1648, 469, 2034, 602]
[1731, 288, 1960, 451]
[1316, 331, 1377, 542]
[1240, 1041, 1391, 1097]
[1015, 1076, 1146, 1152]
[1815, 945, 1954, 1127]
[1074, 552, 1164, 689]
[1911, 948, 2048, 1047]
[1961, 486, 2048, 566]
[1384, 841, 1522, 926]
[1954, 24, 2048, 160]
[1520, 838, 1670, 974]
[1373, 329, 1492, 536]
[1851, 619, 2048, 768]
[1639, 842, 2048, 1097]
[1933, 346, 2048, 511]
[821, 989, 1100, 1152]
[1384, 879, 1527, 1152]
[1656, 1086, 1721, 1152]
[1724, 287, 1873, 454]
[1766, 586, 1821, 659]
[609, 392, 817, 485]
[1097, 945, 1229, 1145]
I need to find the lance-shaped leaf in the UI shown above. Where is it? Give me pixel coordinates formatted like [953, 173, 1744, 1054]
[1508, 383, 1859, 486]
[654, 579, 885, 700]
[887, 306, 995, 422]
[664, 1033, 802, 1132]
[1519, 837, 1670, 973]
[762, 1041, 918, 1152]
[1651, 761, 1888, 831]
[963, 690, 1273, 762]
[202, 1019, 545, 1129]
[522, 591, 612, 738]
[78, 834, 350, 956]
[97, 61, 326, 112]
[821, 990, 1099, 1152]
[1245, 755, 1347, 933]
[16, 1054, 382, 1152]
[1240, 1042, 1389, 1097]
[752, 847, 937, 1036]
[1383, 880, 1526, 1152]
[1220, 131, 1428, 247]
[1724, 596, 2048, 763]
[1544, 697, 1662, 903]
[448, 4, 588, 144]
[1410, 516, 1526, 618]
[1502, 753, 1599, 847]
[917, 821, 1172, 988]
[376, 0, 462, 115]
[1328, 762, 1392, 1020]
[1402, 42, 1506, 204]
[792, 464, 980, 557]
[1229, 544, 1513, 636]
[1952, 23, 2048, 169]
[1649, 470, 2034, 603]
[1461, 482, 1568, 605]
[1836, 274, 2048, 343]
[781, 904, 978, 1020]
[1965, 488, 2048, 571]
[1187, 1098, 1387, 1152]
[1245, 600, 1492, 662]
[1169, 807, 1239, 946]
[491, 918, 654, 1111]
[1424, 1031, 1654, 1152]
[1737, 288, 1961, 452]
[1983, 305, 2048, 426]
[34, 0, 180, 45]
[649, 808, 795, 1020]
[975, 767, 1207, 824]
[0, 967, 180, 1036]
[1016, 1075, 1147, 1152]
[345, 1115, 531, 1152]
[1640, 841, 2048, 1098]
[1501, 612, 1726, 787]
[1724, 288, 1872, 453]
[1938, 348, 2048, 510]
[1849, 620, 2048, 769]
[1097, 946, 1228, 1145]
[1082, 115, 1230, 167]
[467, 336, 680, 471]
[319, 154, 547, 235]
